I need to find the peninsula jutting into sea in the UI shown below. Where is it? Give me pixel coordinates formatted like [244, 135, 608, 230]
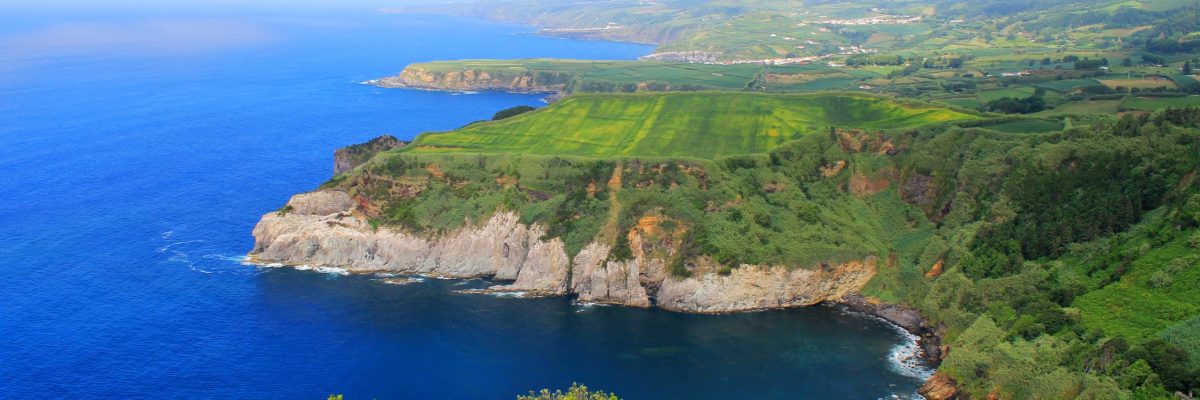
[252, 0, 1200, 398]
[3, 0, 1200, 398]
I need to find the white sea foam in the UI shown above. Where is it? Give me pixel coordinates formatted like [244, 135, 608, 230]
[571, 300, 612, 312]
[378, 276, 426, 285]
[883, 319, 935, 400]
[831, 304, 934, 398]
[155, 239, 204, 253]
[315, 266, 350, 275]
[886, 323, 934, 382]
[203, 254, 250, 263]
[455, 289, 528, 298]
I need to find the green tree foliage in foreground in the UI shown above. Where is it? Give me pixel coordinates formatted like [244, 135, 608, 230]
[518, 384, 619, 400]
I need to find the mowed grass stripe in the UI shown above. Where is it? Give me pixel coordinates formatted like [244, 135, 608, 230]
[408, 92, 979, 158]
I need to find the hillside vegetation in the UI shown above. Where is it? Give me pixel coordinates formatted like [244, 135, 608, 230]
[405, 92, 978, 158]
[327, 98, 1200, 398]
[356, 0, 1200, 396]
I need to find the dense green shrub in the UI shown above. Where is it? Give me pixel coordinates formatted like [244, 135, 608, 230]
[518, 384, 619, 400]
[492, 105, 538, 121]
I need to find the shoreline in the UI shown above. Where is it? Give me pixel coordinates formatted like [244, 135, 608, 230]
[362, 79, 566, 102]
[246, 257, 943, 372]
[836, 293, 945, 366]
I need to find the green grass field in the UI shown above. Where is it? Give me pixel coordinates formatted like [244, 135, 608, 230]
[1100, 77, 1179, 90]
[406, 92, 979, 158]
[1122, 95, 1200, 110]
[401, 59, 763, 92]
[1036, 79, 1102, 92]
[936, 96, 983, 109]
[977, 87, 1037, 102]
[977, 118, 1065, 133]
[1050, 99, 1125, 114]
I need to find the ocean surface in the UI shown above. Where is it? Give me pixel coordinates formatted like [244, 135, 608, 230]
[0, 5, 930, 399]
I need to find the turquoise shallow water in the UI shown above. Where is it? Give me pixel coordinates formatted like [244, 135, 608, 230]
[0, 5, 929, 399]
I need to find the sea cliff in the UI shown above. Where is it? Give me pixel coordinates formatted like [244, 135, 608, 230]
[250, 190, 879, 313]
[371, 66, 571, 94]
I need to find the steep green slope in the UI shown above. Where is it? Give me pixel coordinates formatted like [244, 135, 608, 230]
[406, 92, 978, 158]
[330, 105, 1200, 399]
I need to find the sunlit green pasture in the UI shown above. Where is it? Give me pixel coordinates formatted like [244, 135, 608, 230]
[406, 92, 979, 158]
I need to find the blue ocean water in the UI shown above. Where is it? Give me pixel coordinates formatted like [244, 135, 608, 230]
[0, 5, 929, 399]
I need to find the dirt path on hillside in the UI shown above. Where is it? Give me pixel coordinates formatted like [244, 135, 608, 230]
[601, 163, 624, 245]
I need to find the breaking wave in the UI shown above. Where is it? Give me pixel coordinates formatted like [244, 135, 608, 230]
[156, 234, 262, 276]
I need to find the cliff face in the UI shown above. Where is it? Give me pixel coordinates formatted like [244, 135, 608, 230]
[569, 243, 656, 308]
[372, 67, 572, 93]
[333, 135, 405, 176]
[657, 260, 876, 312]
[250, 190, 879, 312]
[639, 51, 722, 63]
[252, 191, 569, 293]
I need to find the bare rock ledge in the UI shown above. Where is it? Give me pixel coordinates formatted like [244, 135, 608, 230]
[250, 190, 879, 313]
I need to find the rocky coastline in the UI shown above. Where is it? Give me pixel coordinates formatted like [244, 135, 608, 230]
[250, 190, 879, 314]
[368, 66, 568, 100]
[252, 129, 963, 396]
[253, 189, 955, 397]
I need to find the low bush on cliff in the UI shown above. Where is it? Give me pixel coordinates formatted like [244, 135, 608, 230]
[492, 105, 537, 121]
[518, 383, 619, 400]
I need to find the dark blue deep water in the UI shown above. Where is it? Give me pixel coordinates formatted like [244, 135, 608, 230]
[0, 4, 929, 399]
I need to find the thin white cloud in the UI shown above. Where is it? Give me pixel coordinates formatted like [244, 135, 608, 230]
[0, 19, 276, 56]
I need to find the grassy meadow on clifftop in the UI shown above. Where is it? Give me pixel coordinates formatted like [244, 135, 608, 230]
[405, 92, 978, 158]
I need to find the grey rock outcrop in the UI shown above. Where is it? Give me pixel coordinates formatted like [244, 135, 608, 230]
[333, 135, 405, 176]
[656, 259, 877, 313]
[569, 243, 652, 307]
[251, 191, 569, 293]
